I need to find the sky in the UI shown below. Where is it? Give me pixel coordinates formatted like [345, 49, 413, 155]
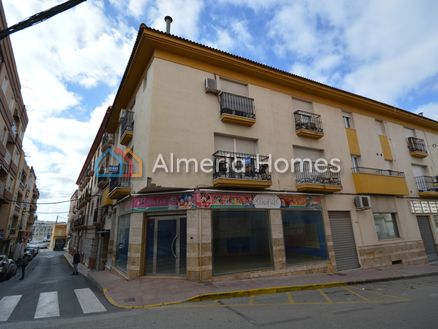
[3, 0, 438, 221]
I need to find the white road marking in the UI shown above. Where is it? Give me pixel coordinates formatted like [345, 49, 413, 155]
[74, 288, 107, 314]
[34, 291, 60, 319]
[0, 295, 22, 322]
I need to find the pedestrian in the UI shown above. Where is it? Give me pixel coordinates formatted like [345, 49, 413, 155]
[72, 250, 80, 275]
[12, 240, 24, 263]
[19, 252, 31, 280]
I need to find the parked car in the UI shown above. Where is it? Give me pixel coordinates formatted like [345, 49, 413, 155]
[25, 246, 39, 258]
[0, 255, 17, 281]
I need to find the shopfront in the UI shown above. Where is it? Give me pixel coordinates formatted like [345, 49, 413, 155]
[115, 190, 332, 281]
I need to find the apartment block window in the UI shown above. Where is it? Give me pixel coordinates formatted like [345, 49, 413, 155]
[375, 120, 386, 135]
[292, 98, 313, 112]
[1, 76, 9, 94]
[214, 135, 257, 154]
[404, 127, 415, 138]
[374, 213, 400, 240]
[351, 155, 360, 169]
[8, 98, 15, 112]
[220, 78, 249, 97]
[342, 112, 354, 128]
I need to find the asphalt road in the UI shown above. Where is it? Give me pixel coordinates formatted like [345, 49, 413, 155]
[0, 249, 117, 326]
[1, 256, 438, 329]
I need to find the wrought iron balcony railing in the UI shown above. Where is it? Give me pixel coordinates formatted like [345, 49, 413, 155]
[294, 162, 341, 186]
[109, 175, 131, 191]
[416, 176, 438, 192]
[407, 137, 427, 154]
[219, 92, 255, 119]
[213, 150, 271, 181]
[352, 167, 405, 177]
[101, 133, 114, 150]
[120, 110, 134, 137]
[293, 110, 323, 133]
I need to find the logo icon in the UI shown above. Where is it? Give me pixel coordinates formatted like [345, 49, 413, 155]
[94, 147, 142, 178]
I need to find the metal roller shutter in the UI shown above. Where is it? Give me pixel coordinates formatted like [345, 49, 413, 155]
[328, 211, 360, 271]
[417, 216, 438, 262]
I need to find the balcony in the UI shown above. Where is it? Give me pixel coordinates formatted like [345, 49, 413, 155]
[213, 151, 271, 189]
[407, 137, 428, 158]
[293, 111, 324, 139]
[219, 92, 256, 126]
[19, 181, 26, 191]
[416, 176, 438, 198]
[108, 175, 131, 199]
[294, 162, 342, 193]
[120, 110, 134, 145]
[352, 167, 408, 196]
[101, 133, 114, 152]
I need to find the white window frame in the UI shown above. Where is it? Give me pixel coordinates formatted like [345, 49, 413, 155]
[373, 213, 400, 240]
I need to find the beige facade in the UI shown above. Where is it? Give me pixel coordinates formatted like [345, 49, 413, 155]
[71, 25, 438, 282]
[0, 1, 38, 254]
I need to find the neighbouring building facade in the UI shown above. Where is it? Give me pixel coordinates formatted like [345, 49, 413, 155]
[0, 1, 39, 255]
[68, 24, 438, 282]
[31, 220, 54, 242]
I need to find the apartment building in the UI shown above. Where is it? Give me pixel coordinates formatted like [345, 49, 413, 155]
[70, 24, 438, 281]
[31, 220, 54, 242]
[0, 1, 39, 254]
[68, 108, 113, 270]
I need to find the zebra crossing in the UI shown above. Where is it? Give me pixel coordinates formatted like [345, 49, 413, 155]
[0, 288, 107, 322]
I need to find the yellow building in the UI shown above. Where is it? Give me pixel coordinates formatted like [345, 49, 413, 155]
[72, 23, 438, 281]
[50, 223, 67, 251]
[0, 1, 38, 254]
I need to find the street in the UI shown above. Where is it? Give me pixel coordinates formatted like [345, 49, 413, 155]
[0, 252, 438, 329]
[0, 250, 117, 325]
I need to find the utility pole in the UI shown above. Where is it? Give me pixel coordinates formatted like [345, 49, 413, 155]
[0, 0, 86, 40]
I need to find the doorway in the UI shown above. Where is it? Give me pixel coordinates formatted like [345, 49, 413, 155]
[328, 211, 360, 271]
[417, 216, 438, 262]
[145, 216, 187, 276]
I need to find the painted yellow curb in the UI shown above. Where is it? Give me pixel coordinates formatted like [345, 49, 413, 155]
[102, 281, 346, 309]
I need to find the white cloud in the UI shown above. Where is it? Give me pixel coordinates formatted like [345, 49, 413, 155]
[414, 103, 438, 121]
[146, 0, 205, 39]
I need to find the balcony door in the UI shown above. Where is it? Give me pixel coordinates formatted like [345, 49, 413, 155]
[145, 216, 186, 276]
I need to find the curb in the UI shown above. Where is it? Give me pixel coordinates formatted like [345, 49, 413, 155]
[101, 270, 438, 310]
[102, 281, 346, 309]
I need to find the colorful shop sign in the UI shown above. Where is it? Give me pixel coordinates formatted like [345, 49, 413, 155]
[130, 192, 321, 212]
[132, 193, 196, 212]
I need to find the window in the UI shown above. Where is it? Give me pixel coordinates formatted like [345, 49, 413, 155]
[351, 155, 360, 169]
[212, 210, 272, 274]
[282, 210, 328, 265]
[374, 213, 400, 240]
[292, 98, 313, 112]
[1, 76, 9, 94]
[404, 127, 415, 138]
[220, 78, 248, 97]
[214, 135, 257, 154]
[375, 120, 386, 135]
[115, 214, 130, 271]
[342, 112, 354, 128]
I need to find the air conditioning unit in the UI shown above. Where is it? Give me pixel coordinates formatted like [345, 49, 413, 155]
[205, 78, 219, 94]
[354, 196, 371, 210]
[119, 109, 127, 122]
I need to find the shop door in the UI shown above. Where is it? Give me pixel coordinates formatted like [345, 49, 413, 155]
[328, 211, 360, 271]
[417, 216, 438, 262]
[146, 216, 186, 275]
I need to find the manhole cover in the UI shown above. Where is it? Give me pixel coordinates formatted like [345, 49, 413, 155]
[124, 297, 136, 302]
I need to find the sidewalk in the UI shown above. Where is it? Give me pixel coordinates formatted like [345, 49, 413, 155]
[63, 253, 438, 309]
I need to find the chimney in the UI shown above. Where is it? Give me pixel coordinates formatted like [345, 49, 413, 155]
[164, 16, 173, 34]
